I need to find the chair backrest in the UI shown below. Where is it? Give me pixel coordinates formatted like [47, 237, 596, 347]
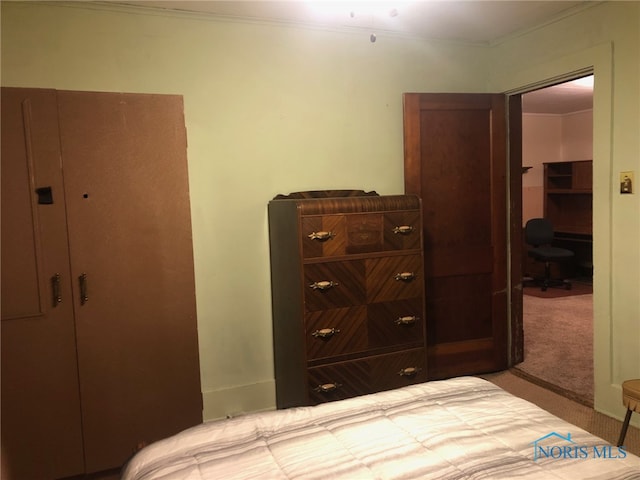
[525, 218, 554, 247]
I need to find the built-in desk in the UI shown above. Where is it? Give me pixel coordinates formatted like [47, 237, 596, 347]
[553, 231, 593, 278]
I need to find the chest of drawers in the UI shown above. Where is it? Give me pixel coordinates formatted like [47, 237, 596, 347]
[268, 191, 427, 408]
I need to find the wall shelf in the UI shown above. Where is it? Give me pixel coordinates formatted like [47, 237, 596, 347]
[544, 160, 593, 235]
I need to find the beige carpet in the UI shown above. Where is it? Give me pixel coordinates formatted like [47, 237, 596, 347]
[483, 370, 640, 457]
[523, 281, 592, 298]
[515, 293, 593, 405]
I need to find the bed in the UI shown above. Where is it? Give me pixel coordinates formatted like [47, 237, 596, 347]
[122, 377, 640, 479]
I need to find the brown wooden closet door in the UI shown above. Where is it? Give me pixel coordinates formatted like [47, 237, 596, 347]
[403, 93, 508, 379]
[1, 88, 85, 479]
[56, 91, 202, 472]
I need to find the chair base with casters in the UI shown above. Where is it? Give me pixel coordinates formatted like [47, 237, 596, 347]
[524, 253, 574, 291]
[524, 218, 575, 292]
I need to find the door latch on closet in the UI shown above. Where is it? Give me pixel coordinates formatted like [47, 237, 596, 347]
[79, 273, 88, 305]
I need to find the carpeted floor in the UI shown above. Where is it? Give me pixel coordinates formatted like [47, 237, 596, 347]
[515, 292, 593, 406]
[483, 370, 640, 457]
[523, 280, 593, 298]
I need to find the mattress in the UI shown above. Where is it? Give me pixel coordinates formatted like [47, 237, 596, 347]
[122, 377, 640, 479]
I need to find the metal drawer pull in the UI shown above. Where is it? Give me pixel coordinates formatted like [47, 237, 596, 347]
[394, 272, 416, 282]
[393, 225, 414, 235]
[314, 382, 342, 393]
[308, 231, 335, 241]
[398, 367, 421, 377]
[52, 273, 62, 306]
[79, 273, 88, 305]
[312, 328, 340, 338]
[309, 280, 339, 290]
[395, 316, 418, 326]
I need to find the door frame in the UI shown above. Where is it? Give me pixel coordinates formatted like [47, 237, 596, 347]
[508, 94, 524, 366]
[506, 68, 595, 367]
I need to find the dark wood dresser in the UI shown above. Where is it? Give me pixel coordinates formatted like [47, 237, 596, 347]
[268, 190, 427, 408]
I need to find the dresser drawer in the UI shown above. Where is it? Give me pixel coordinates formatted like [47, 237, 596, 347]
[369, 348, 427, 393]
[302, 211, 421, 259]
[307, 348, 427, 405]
[366, 254, 423, 303]
[367, 298, 424, 349]
[305, 299, 424, 361]
[304, 255, 422, 311]
[303, 260, 366, 311]
[383, 211, 421, 251]
[305, 306, 368, 361]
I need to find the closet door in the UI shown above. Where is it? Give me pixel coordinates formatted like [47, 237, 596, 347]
[1, 88, 85, 479]
[56, 91, 202, 472]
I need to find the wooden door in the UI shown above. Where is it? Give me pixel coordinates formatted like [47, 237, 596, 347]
[1, 88, 85, 479]
[56, 91, 203, 472]
[403, 93, 509, 379]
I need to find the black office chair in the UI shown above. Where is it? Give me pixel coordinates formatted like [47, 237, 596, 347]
[524, 218, 575, 291]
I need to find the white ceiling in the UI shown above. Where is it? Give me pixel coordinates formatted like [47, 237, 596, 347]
[110, 1, 593, 44]
[107, 0, 595, 113]
[522, 77, 593, 115]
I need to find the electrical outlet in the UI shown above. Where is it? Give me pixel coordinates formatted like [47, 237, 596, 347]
[620, 171, 634, 194]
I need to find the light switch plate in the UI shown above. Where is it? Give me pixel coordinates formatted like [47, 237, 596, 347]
[620, 171, 634, 194]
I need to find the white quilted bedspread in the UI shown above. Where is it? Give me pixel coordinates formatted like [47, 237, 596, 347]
[122, 377, 640, 480]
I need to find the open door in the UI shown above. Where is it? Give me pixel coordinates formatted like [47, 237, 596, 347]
[403, 93, 521, 379]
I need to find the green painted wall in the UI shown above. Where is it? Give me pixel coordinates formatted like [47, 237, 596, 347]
[2, 1, 638, 424]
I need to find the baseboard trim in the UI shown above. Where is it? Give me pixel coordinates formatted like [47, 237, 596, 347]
[202, 380, 276, 421]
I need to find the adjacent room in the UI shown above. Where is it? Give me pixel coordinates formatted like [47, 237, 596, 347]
[518, 76, 595, 406]
[1, 1, 639, 479]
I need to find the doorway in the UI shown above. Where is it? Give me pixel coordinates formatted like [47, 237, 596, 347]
[513, 75, 594, 406]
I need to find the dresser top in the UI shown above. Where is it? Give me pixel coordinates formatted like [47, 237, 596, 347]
[272, 189, 379, 200]
[270, 191, 421, 215]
